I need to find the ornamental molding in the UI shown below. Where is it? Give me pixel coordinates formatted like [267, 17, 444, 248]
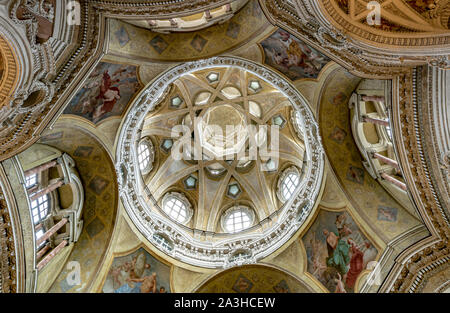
[379, 66, 450, 293]
[0, 186, 17, 293]
[260, 0, 450, 78]
[0, 164, 26, 293]
[115, 56, 324, 268]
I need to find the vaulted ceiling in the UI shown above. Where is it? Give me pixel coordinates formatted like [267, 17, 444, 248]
[0, 0, 448, 294]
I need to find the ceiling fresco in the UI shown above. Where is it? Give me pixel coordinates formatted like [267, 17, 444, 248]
[302, 208, 379, 293]
[102, 247, 172, 293]
[260, 28, 331, 81]
[108, 0, 270, 62]
[63, 61, 143, 125]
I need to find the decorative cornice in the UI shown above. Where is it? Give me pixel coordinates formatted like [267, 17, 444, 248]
[382, 67, 449, 293]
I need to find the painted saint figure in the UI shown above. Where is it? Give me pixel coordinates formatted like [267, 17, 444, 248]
[323, 228, 351, 276]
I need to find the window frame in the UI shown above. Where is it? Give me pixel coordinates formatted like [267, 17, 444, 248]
[30, 194, 51, 225]
[25, 173, 38, 189]
[137, 138, 155, 174]
[277, 166, 301, 203]
[35, 226, 48, 250]
[221, 205, 255, 233]
[161, 192, 193, 225]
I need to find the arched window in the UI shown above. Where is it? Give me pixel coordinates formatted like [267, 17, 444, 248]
[277, 166, 300, 203]
[222, 206, 255, 233]
[137, 138, 154, 173]
[30, 194, 50, 224]
[161, 192, 193, 224]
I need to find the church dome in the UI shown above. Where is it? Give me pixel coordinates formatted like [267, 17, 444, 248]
[116, 57, 324, 268]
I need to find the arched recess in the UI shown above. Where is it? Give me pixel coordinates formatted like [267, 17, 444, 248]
[349, 79, 418, 218]
[13, 143, 85, 293]
[34, 120, 119, 293]
[194, 264, 315, 293]
[317, 66, 431, 292]
[318, 66, 424, 240]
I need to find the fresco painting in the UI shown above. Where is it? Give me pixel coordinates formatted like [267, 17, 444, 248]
[260, 28, 330, 80]
[63, 62, 141, 124]
[377, 206, 398, 222]
[102, 248, 171, 293]
[303, 210, 378, 293]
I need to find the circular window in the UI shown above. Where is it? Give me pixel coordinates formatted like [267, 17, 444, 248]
[222, 206, 255, 233]
[161, 192, 193, 224]
[277, 167, 301, 203]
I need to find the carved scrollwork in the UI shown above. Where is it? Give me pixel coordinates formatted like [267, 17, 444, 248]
[6, 0, 56, 114]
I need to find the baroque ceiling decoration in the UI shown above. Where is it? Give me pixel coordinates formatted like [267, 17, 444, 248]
[0, 0, 447, 294]
[0, 0, 447, 160]
[116, 57, 324, 268]
[107, 2, 270, 63]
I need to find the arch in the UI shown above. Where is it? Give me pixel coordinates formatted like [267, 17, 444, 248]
[35, 122, 119, 292]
